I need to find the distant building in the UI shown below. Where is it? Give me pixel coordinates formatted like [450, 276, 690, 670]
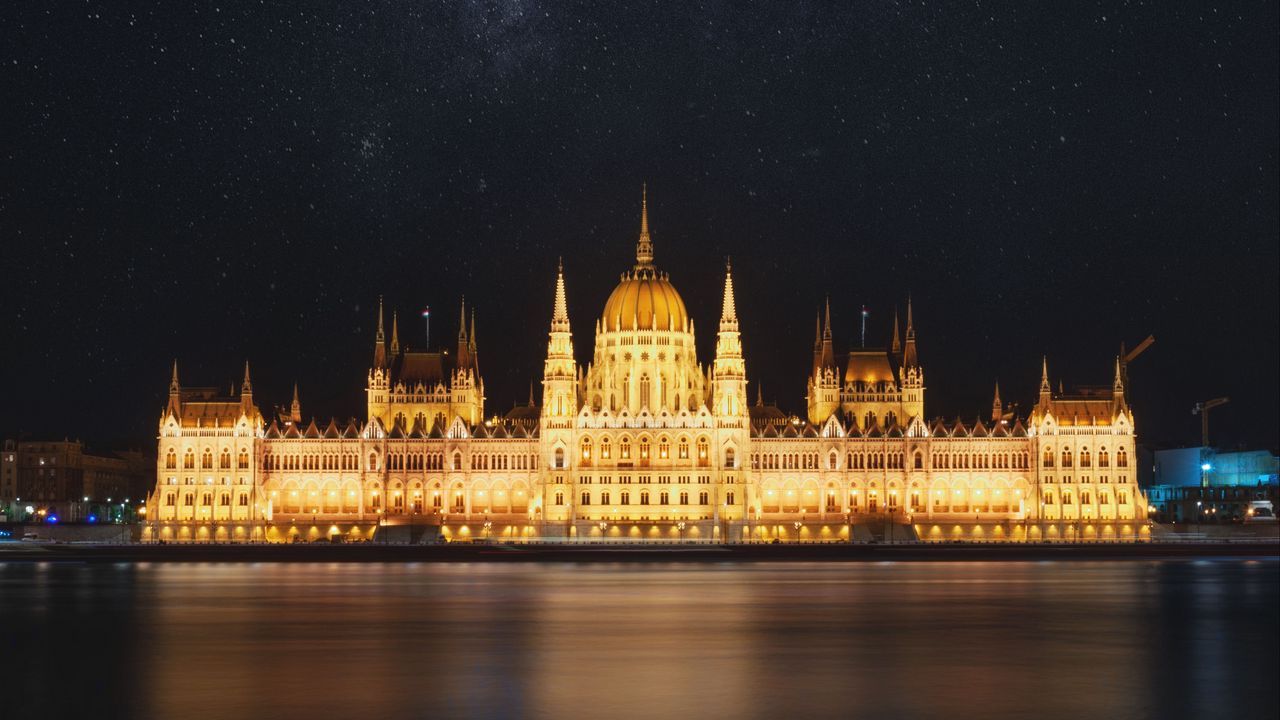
[1145, 447, 1279, 522]
[0, 439, 151, 523]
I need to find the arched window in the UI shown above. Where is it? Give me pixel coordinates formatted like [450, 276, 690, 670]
[828, 451, 838, 470]
[725, 448, 736, 468]
[165, 449, 177, 469]
[183, 449, 195, 469]
[219, 449, 231, 469]
[659, 437, 670, 459]
[1061, 449, 1073, 468]
[600, 437, 612, 459]
[1098, 449, 1110, 468]
[639, 374, 651, 408]
[554, 448, 565, 469]
[581, 438, 592, 460]
[620, 438, 631, 460]
[678, 438, 690, 460]
[201, 449, 213, 469]
[640, 438, 651, 460]
[1117, 449, 1129, 468]
[452, 452, 463, 471]
[1043, 449, 1054, 468]
[1080, 450, 1092, 468]
[696, 438, 709, 463]
[369, 452, 379, 471]
[914, 452, 923, 470]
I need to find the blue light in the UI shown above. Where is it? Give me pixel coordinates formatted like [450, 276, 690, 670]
[87, 514, 97, 523]
[1201, 463, 1212, 471]
[47, 515, 59, 524]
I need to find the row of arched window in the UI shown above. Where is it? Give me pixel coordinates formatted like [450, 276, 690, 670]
[752, 452, 820, 470]
[579, 490, 720, 506]
[579, 436, 711, 464]
[1042, 448, 1128, 469]
[166, 448, 250, 470]
[931, 452, 1029, 470]
[263, 452, 359, 471]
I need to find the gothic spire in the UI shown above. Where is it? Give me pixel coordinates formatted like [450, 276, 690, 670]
[376, 295, 385, 342]
[170, 359, 180, 392]
[1040, 356, 1051, 394]
[891, 308, 901, 355]
[458, 296, 468, 341]
[720, 257, 737, 325]
[992, 380, 1002, 422]
[902, 296, 919, 368]
[290, 382, 301, 423]
[241, 360, 252, 394]
[552, 258, 570, 327]
[635, 184, 654, 269]
[390, 311, 400, 355]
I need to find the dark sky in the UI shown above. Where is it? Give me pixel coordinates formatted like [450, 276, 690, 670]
[2, 1, 1276, 452]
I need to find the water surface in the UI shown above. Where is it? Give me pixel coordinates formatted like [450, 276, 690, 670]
[2, 559, 1275, 719]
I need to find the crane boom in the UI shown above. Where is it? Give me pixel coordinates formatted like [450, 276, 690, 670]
[1123, 335, 1155, 363]
[1192, 397, 1230, 447]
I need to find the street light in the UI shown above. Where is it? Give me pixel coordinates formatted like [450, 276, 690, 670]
[677, 521, 686, 543]
[793, 520, 802, 543]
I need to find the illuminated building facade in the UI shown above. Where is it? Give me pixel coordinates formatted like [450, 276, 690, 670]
[146, 194, 1149, 543]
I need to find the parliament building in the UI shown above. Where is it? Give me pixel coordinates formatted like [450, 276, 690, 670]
[145, 194, 1150, 543]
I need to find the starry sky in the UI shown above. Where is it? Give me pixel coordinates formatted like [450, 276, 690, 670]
[2, 1, 1276, 452]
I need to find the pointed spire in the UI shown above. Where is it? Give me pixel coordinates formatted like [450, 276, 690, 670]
[376, 295, 385, 341]
[528, 383, 535, 407]
[242, 360, 252, 393]
[635, 184, 654, 269]
[1040, 356, 1051, 394]
[1113, 355, 1124, 390]
[469, 310, 477, 349]
[552, 258, 569, 325]
[902, 295, 919, 368]
[458, 296, 468, 340]
[170, 359, 180, 392]
[814, 312, 822, 349]
[756, 383, 764, 406]
[390, 311, 400, 354]
[720, 257, 737, 325]
[891, 308, 901, 355]
[823, 297, 832, 340]
[373, 296, 387, 368]
[290, 382, 301, 423]
[992, 380, 1003, 422]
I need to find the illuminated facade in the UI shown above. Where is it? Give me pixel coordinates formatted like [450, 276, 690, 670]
[146, 194, 1149, 543]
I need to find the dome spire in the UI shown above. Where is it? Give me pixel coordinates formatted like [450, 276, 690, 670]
[635, 183, 654, 269]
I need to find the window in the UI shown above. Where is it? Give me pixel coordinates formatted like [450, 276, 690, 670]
[202, 450, 213, 469]
[555, 492, 564, 505]
[620, 439, 631, 460]
[660, 491, 670, 505]
[659, 438, 670, 459]
[914, 453, 923, 470]
[165, 493, 176, 506]
[726, 491, 735, 505]
[165, 449, 177, 469]
[555, 448, 565, 469]
[601, 437, 611, 460]
[452, 452, 463, 471]
[184, 450, 195, 469]
[640, 491, 650, 505]
[640, 438, 651, 460]
[679, 491, 689, 504]
[220, 450, 231, 469]
[678, 439, 690, 460]
[238, 493, 248, 506]
[1061, 449, 1073, 468]
[699, 491, 709, 504]
[601, 491, 611, 505]
[580, 491, 590, 505]
[639, 374, 650, 407]
[1117, 449, 1129, 468]
[725, 448, 736, 468]
[696, 438, 709, 463]
[1043, 449, 1054, 468]
[620, 491, 630, 505]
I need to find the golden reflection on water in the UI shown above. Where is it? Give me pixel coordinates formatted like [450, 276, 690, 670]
[1, 560, 1276, 719]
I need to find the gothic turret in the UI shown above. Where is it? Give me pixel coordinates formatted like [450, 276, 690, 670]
[542, 259, 578, 421]
[713, 259, 748, 421]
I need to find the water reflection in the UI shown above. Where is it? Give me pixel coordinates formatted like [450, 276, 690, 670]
[1, 560, 1275, 719]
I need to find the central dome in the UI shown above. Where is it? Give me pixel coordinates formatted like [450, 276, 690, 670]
[602, 270, 689, 332]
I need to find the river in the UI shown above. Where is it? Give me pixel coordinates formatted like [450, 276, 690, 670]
[1, 559, 1275, 719]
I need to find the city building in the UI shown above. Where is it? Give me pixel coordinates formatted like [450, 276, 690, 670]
[1146, 447, 1279, 522]
[145, 194, 1149, 543]
[1, 438, 151, 523]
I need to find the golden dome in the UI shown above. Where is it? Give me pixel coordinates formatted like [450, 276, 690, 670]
[602, 270, 689, 332]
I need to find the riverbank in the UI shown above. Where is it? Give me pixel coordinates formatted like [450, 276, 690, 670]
[1, 540, 1275, 563]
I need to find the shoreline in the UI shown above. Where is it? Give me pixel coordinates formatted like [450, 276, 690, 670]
[1, 541, 1276, 563]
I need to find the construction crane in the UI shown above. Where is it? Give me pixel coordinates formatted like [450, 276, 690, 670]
[1119, 334, 1155, 396]
[1192, 397, 1230, 447]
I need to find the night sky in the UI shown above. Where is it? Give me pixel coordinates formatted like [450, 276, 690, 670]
[2, 2, 1276, 452]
